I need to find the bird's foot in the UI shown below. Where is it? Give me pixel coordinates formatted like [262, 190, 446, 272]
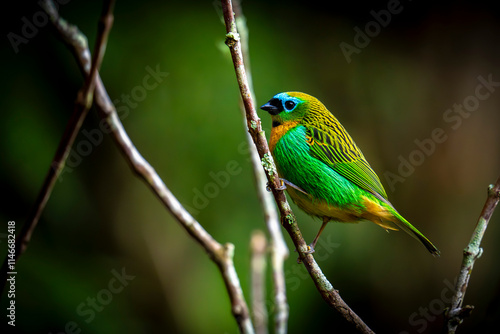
[294, 244, 315, 263]
[276, 178, 287, 190]
[293, 244, 315, 254]
[304, 243, 316, 254]
[266, 178, 287, 192]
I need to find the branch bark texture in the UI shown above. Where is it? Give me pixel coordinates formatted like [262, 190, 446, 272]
[221, 1, 374, 333]
[231, 2, 290, 333]
[446, 176, 500, 333]
[10, 1, 255, 333]
[1, 0, 115, 291]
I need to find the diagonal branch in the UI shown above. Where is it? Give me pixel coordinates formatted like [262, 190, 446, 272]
[231, 1, 290, 333]
[220, 0, 374, 333]
[1, 0, 115, 291]
[37, 1, 254, 333]
[445, 176, 500, 333]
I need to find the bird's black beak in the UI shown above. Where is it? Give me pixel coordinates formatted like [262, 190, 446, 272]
[260, 98, 283, 115]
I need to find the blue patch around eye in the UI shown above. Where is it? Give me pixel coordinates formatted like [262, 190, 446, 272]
[272, 93, 301, 113]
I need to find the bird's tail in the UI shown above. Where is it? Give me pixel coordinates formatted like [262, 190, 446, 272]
[391, 211, 440, 257]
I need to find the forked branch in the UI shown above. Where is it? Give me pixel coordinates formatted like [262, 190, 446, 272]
[16, 1, 255, 333]
[0, 0, 115, 291]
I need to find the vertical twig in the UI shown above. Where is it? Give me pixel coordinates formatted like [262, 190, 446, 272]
[445, 176, 500, 333]
[231, 1, 290, 333]
[221, 1, 374, 333]
[1, 0, 116, 291]
[251, 231, 268, 334]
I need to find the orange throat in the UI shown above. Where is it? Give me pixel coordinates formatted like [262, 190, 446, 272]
[269, 120, 299, 152]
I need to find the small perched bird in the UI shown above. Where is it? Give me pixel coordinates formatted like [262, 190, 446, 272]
[260, 92, 440, 256]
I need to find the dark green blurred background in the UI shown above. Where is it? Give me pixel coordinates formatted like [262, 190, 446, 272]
[1, 0, 500, 333]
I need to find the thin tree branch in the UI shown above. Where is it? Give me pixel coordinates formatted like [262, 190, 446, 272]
[221, 1, 374, 333]
[445, 176, 500, 333]
[251, 231, 268, 334]
[96, 84, 257, 333]
[37, 1, 254, 333]
[81, 0, 115, 108]
[1, 0, 115, 291]
[231, 1, 290, 333]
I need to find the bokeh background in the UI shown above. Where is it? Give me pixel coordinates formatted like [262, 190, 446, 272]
[1, 0, 500, 333]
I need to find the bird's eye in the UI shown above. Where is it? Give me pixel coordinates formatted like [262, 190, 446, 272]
[284, 100, 296, 111]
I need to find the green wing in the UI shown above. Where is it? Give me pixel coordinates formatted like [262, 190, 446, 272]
[305, 123, 389, 201]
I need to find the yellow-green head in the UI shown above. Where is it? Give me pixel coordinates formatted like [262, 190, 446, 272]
[260, 92, 325, 126]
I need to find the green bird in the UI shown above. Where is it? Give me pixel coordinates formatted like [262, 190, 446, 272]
[260, 92, 440, 256]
